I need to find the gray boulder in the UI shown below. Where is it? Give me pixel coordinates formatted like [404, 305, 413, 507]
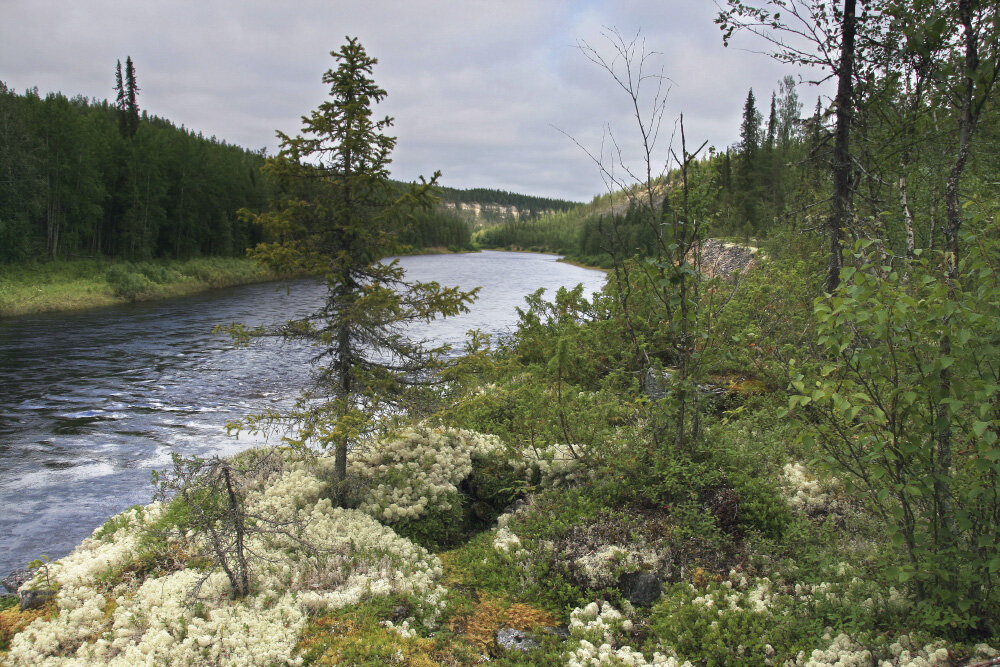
[619, 571, 662, 607]
[2, 567, 36, 594]
[19, 588, 55, 611]
[495, 627, 541, 652]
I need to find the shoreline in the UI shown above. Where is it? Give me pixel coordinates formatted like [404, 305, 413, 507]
[475, 246, 611, 273]
[0, 258, 287, 319]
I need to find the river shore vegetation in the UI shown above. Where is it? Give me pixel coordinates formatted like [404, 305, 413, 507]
[4, 3, 1000, 666]
[0, 257, 283, 316]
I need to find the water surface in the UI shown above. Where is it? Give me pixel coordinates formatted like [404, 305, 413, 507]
[0, 251, 605, 575]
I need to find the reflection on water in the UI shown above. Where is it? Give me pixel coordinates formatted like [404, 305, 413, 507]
[0, 251, 605, 574]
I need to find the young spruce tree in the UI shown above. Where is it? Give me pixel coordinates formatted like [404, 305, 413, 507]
[236, 38, 478, 502]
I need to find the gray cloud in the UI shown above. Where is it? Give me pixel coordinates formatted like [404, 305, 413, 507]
[1, 0, 827, 201]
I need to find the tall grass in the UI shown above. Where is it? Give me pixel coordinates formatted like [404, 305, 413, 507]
[0, 257, 279, 317]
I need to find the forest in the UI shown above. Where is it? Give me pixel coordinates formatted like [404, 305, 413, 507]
[0, 68, 491, 266]
[478, 58, 1000, 270]
[0, 79, 272, 263]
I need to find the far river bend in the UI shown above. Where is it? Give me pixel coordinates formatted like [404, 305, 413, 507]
[0, 251, 606, 576]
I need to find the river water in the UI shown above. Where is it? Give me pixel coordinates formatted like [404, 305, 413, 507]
[0, 251, 605, 576]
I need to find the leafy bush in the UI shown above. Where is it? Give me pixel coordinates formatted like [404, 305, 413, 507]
[792, 237, 1000, 635]
[105, 264, 153, 300]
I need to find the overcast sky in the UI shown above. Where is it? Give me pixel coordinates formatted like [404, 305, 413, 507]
[1, 1, 828, 202]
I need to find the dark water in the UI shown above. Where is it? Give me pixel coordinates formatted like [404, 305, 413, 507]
[0, 251, 605, 575]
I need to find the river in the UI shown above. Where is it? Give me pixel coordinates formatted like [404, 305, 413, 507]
[0, 251, 606, 576]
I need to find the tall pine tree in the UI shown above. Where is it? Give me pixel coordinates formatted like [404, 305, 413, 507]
[238, 38, 478, 500]
[124, 56, 139, 139]
[736, 88, 762, 236]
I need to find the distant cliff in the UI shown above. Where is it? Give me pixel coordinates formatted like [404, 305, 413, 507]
[434, 186, 579, 229]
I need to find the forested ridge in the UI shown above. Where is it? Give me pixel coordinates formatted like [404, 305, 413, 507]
[0, 78, 583, 266]
[477, 69, 1000, 268]
[436, 185, 579, 214]
[0, 81, 274, 263]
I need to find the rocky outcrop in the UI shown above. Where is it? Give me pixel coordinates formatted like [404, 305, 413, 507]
[495, 627, 541, 652]
[689, 239, 759, 278]
[1, 568, 35, 594]
[442, 201, 525, 220]
[618, 571, 663, 607]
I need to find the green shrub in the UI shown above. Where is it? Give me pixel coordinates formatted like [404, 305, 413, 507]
[136, 262, 180, 284]
[105, 264, 153, 300]
[389, 490, 468, 550]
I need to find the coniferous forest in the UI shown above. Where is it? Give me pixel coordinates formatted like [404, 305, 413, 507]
[0, 66, 505, 266]
[0, 79, 272, 263]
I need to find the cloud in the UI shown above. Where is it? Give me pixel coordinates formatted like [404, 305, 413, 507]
[0, 0, 824, 201]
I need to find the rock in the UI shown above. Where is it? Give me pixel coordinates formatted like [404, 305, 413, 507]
[19, 588, 55, 611]
[618, 571, 662, 607]
[2, 567, 37, 594]
[390, 605, 409, 622]
[501, 498, 528, 516]
[495, 627, 540, 652]
[688, 239, 759, 279]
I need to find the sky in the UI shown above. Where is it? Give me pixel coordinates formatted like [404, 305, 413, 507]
[0, 1, 827, 202]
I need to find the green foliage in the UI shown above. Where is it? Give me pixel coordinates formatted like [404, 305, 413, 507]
[25, 555, 54, 592]
[443, 489, 606, 615]
[104, 263, 153, 299]
[93, 505, 145, 542]
[792, 233, 1000, 635]
[464, 449, 526, 516]
[387, 490, 468, 551]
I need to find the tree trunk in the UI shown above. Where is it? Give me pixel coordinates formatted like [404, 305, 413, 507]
[825, 0, 857, 294]
[936, 0, 984, 566]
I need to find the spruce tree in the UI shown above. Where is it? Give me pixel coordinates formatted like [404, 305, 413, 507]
[739, 88, 761, 160]
[124, 56, 139, 139]
[239, 38, 478, 501]
[766, 92, 777, 150]
[114, 60, 127, 137]
[736, 88, 762, 235]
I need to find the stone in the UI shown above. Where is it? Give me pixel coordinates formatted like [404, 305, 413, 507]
[2, 567, 37, 594]
[618, 571, 662, 607]
[19, 588, 55, 611]
[495, 627, 540, 652]
[390, 605, 408, 622]
[501, 498, 528, 516]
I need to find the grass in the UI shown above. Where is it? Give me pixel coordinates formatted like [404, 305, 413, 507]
[0, 257, 284, 317]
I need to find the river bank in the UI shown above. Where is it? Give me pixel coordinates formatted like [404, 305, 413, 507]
[0, 249, 486, 318]
[0, 257, 287, 318]
[474, 245, 611, 272]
